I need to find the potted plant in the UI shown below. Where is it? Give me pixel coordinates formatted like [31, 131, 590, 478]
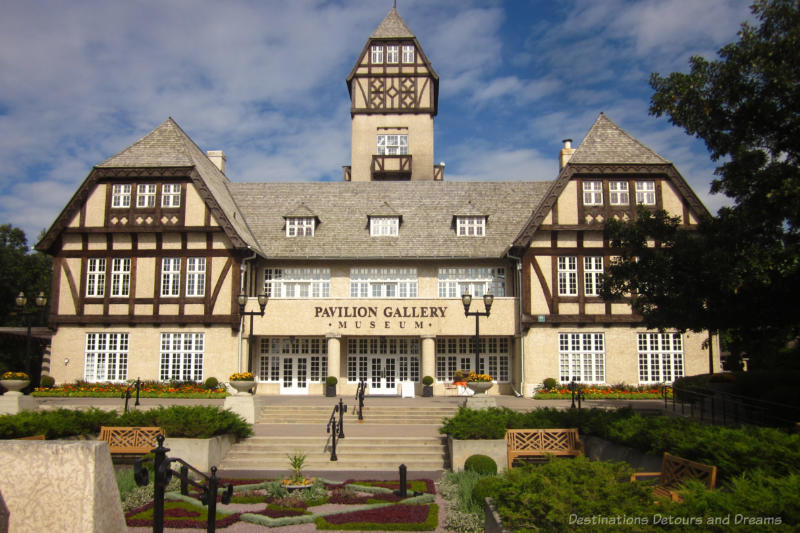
[325, 376, 337, 397]
[465, 371, 494, 395]
[0, 371, 30, 395]
[228, 372, 255, 395]
[282, 452, 315, 490]
[422, 375, 434, 397]
[452, 369, 465, 383]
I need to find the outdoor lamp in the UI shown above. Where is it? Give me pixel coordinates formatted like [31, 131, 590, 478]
[461, 293, 472, 314]
[483, 293, 494, 313]
[15, 292, 26, 308]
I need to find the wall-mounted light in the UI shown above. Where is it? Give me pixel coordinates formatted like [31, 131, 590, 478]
[64, 358, 70, 366]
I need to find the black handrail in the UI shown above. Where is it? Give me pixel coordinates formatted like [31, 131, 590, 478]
[134, 434, 233, 533]
[326, 398, 347, 461]
[355, 380, 366, 421]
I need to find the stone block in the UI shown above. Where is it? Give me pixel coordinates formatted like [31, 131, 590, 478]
[0, 440, 126, 533]
[0, 395, 37, 415]
[167, 434, 237, 475]
[448, 436, 507, 472]
[224, 395, 255, 424]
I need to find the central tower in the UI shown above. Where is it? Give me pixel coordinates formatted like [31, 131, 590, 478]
[345, 7, 440, 181]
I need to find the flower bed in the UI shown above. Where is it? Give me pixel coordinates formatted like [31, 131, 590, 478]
[32, 380, 228, 398]
[534, 385, 668, 400]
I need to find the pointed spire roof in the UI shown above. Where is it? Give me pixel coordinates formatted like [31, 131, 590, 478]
[569, 113, 669, 165]
[371, 7, 415, 39]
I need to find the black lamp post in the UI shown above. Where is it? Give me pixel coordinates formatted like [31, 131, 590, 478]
[238, 291, 268, 374]
[15, 291, 48, 379]
[461, 292, 494, 374]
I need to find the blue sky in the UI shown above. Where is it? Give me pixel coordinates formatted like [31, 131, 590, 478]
[0, 0, 753, 243]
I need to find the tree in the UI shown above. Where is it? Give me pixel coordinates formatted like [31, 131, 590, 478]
[0, 224, 52, 327]
[603, 0, 800, 365]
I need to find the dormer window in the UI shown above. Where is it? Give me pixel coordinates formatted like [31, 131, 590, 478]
[371, 45, 383, 63]
[286, 217, 315, 237]
[370, 216, 399, 236]
[386, 45, 398, 64]
[377, 134, 408, 155]
[457, 216, 486, 236]
[402, 45, 414, 63]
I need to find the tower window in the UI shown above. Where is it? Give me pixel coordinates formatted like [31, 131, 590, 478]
[377, 134, 408, 155]
[402, 45, 415, 63]
[386, 45, 398, 64]
[371, 45, 383, 64]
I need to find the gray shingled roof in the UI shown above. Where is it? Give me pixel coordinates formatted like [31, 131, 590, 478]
[228, 181, 551, 259]
[98, 118, 263, 254]
[371, 8, 415, 38]
[569, 113, 669, 165]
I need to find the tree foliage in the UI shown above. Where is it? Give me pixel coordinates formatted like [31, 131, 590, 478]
[0, 224, 51, 327]
[604, 0, 800, 362]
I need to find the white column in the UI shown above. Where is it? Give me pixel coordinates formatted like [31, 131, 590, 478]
[421, 335, 436, 382]
[326, 333, 342, 380]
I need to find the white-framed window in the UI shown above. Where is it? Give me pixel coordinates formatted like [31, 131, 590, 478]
[161, 183, 181, 208]
[370, 216, 399, 236]
[371, 45, 383, 63]
[111, 184, 131, 208]
[435, 337, 510, 382]
[161, 258, 181, 297]
[438, 267, 506, 297]
[258, 337, 326, 382]
[636, 181, 656, 205]
[609, 181, 629, 205]
[110, 258, 130, 297]
[136, 184, 157, 208]
[583, 181, 603, 206]
[286, 217, 315, 237]
[377, 134, 408, 155]
[347, 338, 420, 383]
[386, 44, 398, 63]
[558, 256, 578, 296]
[402, 45, 415, 63]
[638, 333, 684, 383]
[86, 258, 106, 297]
[264, 268, 330, 298]
[186, 258, 205, 297]
[160, 332, 204, 381]
[559, 333, 605, 384]
[350, 268, 417, 298]
[456, 216, 486, 236]
[583, 257, 604, 296]
[84, 332, 128, 382]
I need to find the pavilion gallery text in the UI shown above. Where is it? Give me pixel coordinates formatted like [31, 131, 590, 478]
[570, 514, 782, 526]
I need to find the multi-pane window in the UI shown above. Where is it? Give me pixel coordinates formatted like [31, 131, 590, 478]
[286, 217, 315, 237]
[86, 258, 106, 297]
[370, 217, 399, 236]
[559, 333, 605, 383]
[258, 338, 326, 383]
[346, 338, 420, 383]
[350, 268, 417, 298]
[371, 45, 383, 63]
[558, 257, 578, 296]
[161, 183, 181, 207]
[136, 184, 157, 208]
[186, 258, 205, 297]
[635, 181, 656, 205]
[386, 45, 398, 63]
[402, 45, 415, 63]
[111, 184, 131, 208]
[160, 333, 204, 381]
[438, 267, 505, 297]
[377, 134, 408, 155]
[456, 216, 485, 236]
[161, 258, 181, 297]
[582, 181, 603, 205]
[638, 333, 684, 383]
[609, 181, 629, 205]
[84, 332, 128, 382]
[264, 268, 330, 298]
[435, 337, 510, 382]
[583, 257, 604, 296]
[110, 258, 130, 297]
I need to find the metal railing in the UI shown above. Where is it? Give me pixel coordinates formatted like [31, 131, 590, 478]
[123, 377, 141, 413]
[355, 380, 366, 421]
[326, 398, 347, 461]
[134, 434, 233, 533]
[569, 381, 585, 409]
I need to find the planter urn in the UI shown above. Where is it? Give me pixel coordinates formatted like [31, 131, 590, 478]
[0, 380, 29, 396]
[466, 381, 493, 395]
[230, 380, 255, 395]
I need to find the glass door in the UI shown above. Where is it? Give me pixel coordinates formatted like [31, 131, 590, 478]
[369, 356, 398, 395]
[280, 356, 309, 395]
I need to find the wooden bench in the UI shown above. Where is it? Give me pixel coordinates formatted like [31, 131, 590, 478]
[630, 452, 717, 502]
[98, 426, 164, 455]
[505, 428, 584, 469]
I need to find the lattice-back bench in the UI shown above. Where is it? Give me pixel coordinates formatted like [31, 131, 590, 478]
[99, 426, 164, 455]
[505, 428, 584, 469]
[630, 452, 717, 502]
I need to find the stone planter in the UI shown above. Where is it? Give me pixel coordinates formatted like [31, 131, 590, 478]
[229, 380, 255, 395]
[0, 380, 29, 396]
[325, 384, 337, 397]
[422, 385, 433, 397]
[166, 434, 237, 474]
[466, 381, 493, 395]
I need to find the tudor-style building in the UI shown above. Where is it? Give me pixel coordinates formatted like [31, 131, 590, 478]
[35, 7, 718, 395]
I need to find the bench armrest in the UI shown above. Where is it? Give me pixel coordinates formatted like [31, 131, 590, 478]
[630, 472, 660, 482]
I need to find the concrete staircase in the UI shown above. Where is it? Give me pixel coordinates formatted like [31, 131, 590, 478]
[218, 401, 458, 473]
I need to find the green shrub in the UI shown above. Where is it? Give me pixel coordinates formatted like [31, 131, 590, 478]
[464, 454, 497, 475]
[471, 475, 505, 507]
[422, 375, 434, 386]
[204, 377, 219, 390]
[542, 377, 557, 389]
[325, 376, 338, 386]
[39, 375, 55, 388]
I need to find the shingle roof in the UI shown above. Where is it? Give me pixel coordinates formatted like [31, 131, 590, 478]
[371, 8, 415, 39]
[569, 113, 669, 165]
[228, 181, 551, 259]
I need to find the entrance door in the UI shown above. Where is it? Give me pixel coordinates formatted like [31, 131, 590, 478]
[280, 356, 309, 395]
[369, 356, 397, 395]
